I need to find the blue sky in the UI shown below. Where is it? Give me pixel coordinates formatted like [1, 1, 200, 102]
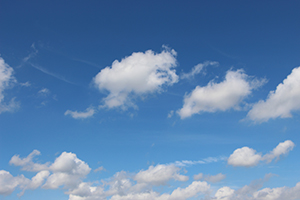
[1, 1, 300, 199]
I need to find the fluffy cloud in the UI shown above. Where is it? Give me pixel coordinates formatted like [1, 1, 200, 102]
[194, 173, 226, 183]
[43, 152, 91, 189]
[134, 164, 188, 186]
[181, 61, 219, 79]
[0, 57, 19, 114]
[109, 181, 210, 200]
[9, 149, 50, 172]
[65, 107, 96, 119]
[228, 140, 295, 167]
[178, 69, 266, 119]
[93, 48, 178, 109]
[0, 170, 28, 195]
[247, 66, 300, 122]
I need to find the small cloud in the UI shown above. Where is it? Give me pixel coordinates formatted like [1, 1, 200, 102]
[65, 107, 95, 119]
[94, 166, 106, 173]
[20, 81, 31, 87]
[228, 140, 295, 167]
[181, 61, 219, 79]
[38, 88, 50, 96]
[167, 110, 174, 118]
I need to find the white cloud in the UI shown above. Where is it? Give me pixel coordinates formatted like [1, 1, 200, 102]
[38, 88, 50, 96]
[43, 152, 91, 189]
[9, 150, 50, 172]
[174, 156, 227, 167]
[0, 57, 19, 114]
[110, 181, 210, 200]
[178, 69, 266, 119]
[134, 164, 188, 186]
[228, 147, 262, 167]
[247, 66, 300, 122]
[181, 61, 219, 79]
[228, 140, 295, 167]
[93, 48, 178, 109]
[65, 107, 96, 119]
[167, 110, 174, 118]
[0, 170, 28, 195]
[94, 166, 105, 173]
[214, 186, 235, 200]
[194, 173, 226, 183]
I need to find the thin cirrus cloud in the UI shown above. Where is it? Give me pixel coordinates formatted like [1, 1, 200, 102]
[180, 61, 219, 80]
[0, 57, 19, 114]
[177, 69, 266, 119]
[2, 148, 299, 200]
[247, 66, 300, 123]
[65, 107, 96, 119]
[227, 140, 295, 167]
[93, 47, 178, 110]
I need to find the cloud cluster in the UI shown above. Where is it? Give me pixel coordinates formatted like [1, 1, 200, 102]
[93, 48, 178, 109]
[0, 57, 19, 114]
[2, 147, 299, 200]
[248, 66, 300, 122]
[178, 69, 266, 119]
[228, 140, 295, 167]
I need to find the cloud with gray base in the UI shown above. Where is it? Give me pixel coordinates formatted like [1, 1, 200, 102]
[228, 140, 295, 167]
[93, 47, 178, 110]
[0, 57, 19, 114]
[248, 66, 300, 123]
[178, 69, 266, 119]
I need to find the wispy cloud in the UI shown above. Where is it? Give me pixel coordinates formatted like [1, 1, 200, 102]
[29, 63, 75, 85]
[173, 156, 227, 167]
[65, 107, 96, 119]
[181, 61, 219, 80]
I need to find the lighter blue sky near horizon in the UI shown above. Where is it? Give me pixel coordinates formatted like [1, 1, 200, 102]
[1, 1, 300, 200]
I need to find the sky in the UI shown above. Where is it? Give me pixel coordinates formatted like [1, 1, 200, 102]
[1, 0, 300, 199]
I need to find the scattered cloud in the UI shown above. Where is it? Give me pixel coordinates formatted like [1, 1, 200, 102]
[65, 107, 96, 119]
[3, 149, 300, 200]
[134, 164, 188, 186]
[178, 69, 266, 119]
[181, 61, 219, 79]
[194, 173, 226, 183]
[94, 166, 106, 173]
[247, 66, 300, 123]
[228, 140, 295, 167]
[93, 47, 178, 110]
[174, 156, 227, 167]
[0, 57, 19, 114]
[20, 81, 31, 87]
[38, 88, 50, 96]
[167, 110, 174, 118]
[9, 149, 50, 172]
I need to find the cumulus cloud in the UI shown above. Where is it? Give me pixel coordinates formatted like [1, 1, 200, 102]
[134, 164, 188, 186]
[0, 57, 19, 114]
[0, 170, 28, 195]
[65, 107, 96, 119]
[194, 173, 226, 183]
[93, 47, 178, 109]
[248, 66, 300, 122]
[9, 150, 50, 172]
[178, 69, 266, 119]
[181, 61, 219, 79]
[228, 140, 295, 167]
[43, 152, 91, 189]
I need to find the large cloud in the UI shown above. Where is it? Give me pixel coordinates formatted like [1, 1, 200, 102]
[93, 48, 178, 109]
[247, 66, 300, 122]
[178, 69, 265, 119]
[0, 57, 19, 113]
[228, 140, 295, 167]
